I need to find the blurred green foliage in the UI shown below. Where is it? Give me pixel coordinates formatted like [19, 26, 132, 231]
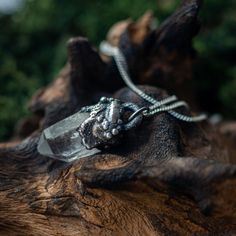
[0, 0, 236, 141]
[194, 0, 236, 117]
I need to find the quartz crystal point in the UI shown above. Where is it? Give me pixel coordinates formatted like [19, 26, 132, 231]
[37, 111, 100, 162]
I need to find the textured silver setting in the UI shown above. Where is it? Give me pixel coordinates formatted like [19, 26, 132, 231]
[78, 97, 143, 150]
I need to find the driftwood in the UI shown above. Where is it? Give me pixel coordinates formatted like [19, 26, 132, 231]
[0, 0, 236, 235]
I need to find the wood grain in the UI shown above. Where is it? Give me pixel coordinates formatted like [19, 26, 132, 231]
[0, 0, 235, 235]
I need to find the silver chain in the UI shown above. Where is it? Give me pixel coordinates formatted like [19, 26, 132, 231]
[100, 41, 207, 122]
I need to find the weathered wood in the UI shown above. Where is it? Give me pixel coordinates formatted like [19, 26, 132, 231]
[0, 0, 236, 235]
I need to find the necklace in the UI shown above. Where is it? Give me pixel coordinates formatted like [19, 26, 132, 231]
[37, 42, 206, 162]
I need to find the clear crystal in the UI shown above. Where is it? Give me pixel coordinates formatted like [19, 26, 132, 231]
[37, 111, 100, 162]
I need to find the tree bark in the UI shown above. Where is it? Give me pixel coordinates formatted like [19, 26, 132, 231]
[0, 1, 236, 235]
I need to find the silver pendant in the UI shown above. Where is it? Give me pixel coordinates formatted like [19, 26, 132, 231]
[37, 97, 144, 162]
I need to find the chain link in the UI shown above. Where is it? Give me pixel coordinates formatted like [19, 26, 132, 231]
[100, 41, 207, 122]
